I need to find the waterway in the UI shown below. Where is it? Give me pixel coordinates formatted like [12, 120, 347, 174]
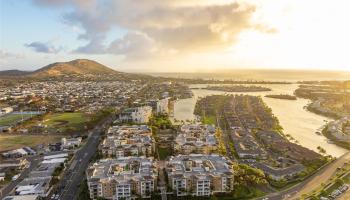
[172, 84, 349, 157]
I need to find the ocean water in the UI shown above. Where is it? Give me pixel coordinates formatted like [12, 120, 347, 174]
[151, 69, 350, 82]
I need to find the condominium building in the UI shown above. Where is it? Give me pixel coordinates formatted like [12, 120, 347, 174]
[118, 106, 152, 123]
[231, 129, 267, 159]
[86, 157, 158, 200]
[174, 124, 217, 154]
[101, 125, 155, 158]
[148, 98, 169, 114]
[166, 154, 234, 197]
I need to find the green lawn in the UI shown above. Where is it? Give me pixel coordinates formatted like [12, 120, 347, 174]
[343, 173, 350, 183]
[303, 166, 350, 199]
[231, 185, 266, 200]
[43, 112, 89, 133]
[201, 116, 216, 125]
[0, 114, 33, 126]
[158, 147, 172, 160]
[149, 114, 172, 129]
[321, 181, 343, 197]
[0, 135, 61, 152]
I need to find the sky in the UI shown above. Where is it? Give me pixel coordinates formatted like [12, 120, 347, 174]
[0, 0, 350, 72]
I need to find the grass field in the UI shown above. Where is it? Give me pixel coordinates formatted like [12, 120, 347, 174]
[0, 114, 34, 126]
[158, 147, 172, 160]
[231, 185, 266, 199]
[43, 112, 89, 133]
[343, 172, 350, 183]
[0, 135, 61, 152]
[201, 116, 216, 125]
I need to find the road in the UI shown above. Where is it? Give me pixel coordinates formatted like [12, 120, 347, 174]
[254, 152, 350, 200]
[57, 115, 115, 200]
[338, 189, 350, 200]
[56, 130, 101, 200]
[1, 109, 117, 200]
[287, 152, 350, 199]
[0, 155, 41, 199]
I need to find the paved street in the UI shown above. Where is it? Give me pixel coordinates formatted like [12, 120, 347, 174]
[288, 152, 350, 200]
[57, 130, 101, 200]
[338, 189, 350, 200]
[57, 116, 114, 200]
[254, 152, 350, 200]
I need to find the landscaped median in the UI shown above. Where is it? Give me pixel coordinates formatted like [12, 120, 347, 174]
[149, 114, 175, 160]
[301, 160, 350, 199]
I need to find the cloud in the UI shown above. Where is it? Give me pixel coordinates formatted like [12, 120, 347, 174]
[107, 32, 157, 58]
[33, 0, 272, 58]
[25, 41, 61, 53]
[0, 50, 22, 59]
[73, 37, 106, 54]
[0, 50, 24, 64]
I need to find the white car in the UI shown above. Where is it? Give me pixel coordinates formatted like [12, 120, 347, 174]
[12, 174, 20, 181]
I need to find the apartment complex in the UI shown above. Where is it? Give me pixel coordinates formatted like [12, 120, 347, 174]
[166, 154, 234, 196]
[231, 128, 267, 159]
[118, 106, 152, 123]
[174, 124, 217, 154]
[326, 116, 350, 141]
[101, 125, 155, 158]
[86, 157, 157, 200]
[148, 98, 169, 115]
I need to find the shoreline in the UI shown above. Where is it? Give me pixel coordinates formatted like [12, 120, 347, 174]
[265, 94, 297, 100]
[322, 124, 350, 151]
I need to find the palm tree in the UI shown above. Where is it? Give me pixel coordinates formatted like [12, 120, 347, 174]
[317, 146, 326, 155]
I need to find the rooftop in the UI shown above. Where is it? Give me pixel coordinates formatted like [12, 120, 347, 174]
[167, 154, 233, 177]
[87, 157, 157, 182]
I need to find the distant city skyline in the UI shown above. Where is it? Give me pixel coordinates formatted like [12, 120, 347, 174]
[1, 0, 350, 72]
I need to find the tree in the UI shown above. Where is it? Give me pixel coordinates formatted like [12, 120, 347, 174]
[335, 178, 344, 185]
[319, 189, 327, 197]
[232, 163, 267, 186]
[76, 181, 92, 200]
[317, 146, 326, 155]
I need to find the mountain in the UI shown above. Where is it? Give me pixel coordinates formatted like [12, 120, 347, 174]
[0, 59, 153, 81]
[0, 59, 123, 78]
[31, 59, 120, 77]
[0, 70, 30, 76]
